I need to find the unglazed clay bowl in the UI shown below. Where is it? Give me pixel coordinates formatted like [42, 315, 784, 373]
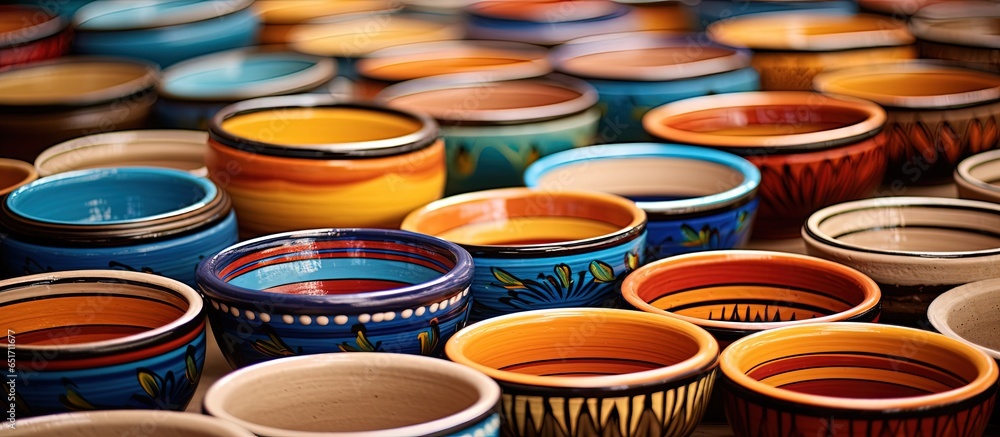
[203, 353, 500, 436]
[910, 2, 1000, 73]
[720, 323, 998, 437]
[463, 0, 638, 46]
[957, 149, 1000, 204]
[814, 61, 1000, 185]
[0, 5, 71, 69]
[524, 143, 760, 260]
[2, 270, 207, 417]
[693, 0, 857, 29]
[71, 0, 260, 67]
[207, 95, 444, 237]
[445, 308, 719, 437]
[34, 130, 208, 177]
[254, 0, 400, 45]
[401, 188, 646, 321]
[195, 228, 473, 368]
[0, 168, 237, 287]
[803, 196, 1000, 328]
[379, 75, 599, 195]
[708, 12, 916, 90]
[13, 411, 254, 436]
[551, 31, 760, 142]
[643, 91, 888, 239]
[0, 158, 37, 196]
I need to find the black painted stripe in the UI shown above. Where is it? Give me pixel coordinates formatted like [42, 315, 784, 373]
[1, 291, 186, 312]
[773, 377, 936, 394]
[665, 298, 838, 317]
[832, 224, 1000, 241]
[650, 282, 858, 308]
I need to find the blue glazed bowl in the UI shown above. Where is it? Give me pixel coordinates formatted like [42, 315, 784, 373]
[693, 0, 857, 29]
[0, 167, 238, 287]
[552, 32, 760, 143]
[71, 0, 260, 67]
[3, 270, 207, 418]
[195, 228, 475, 369]
[463, 0, 638, 46]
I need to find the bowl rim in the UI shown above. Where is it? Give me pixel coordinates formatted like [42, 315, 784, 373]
[356, 39, 551, 83]
[812, 60, 1000, 109]
[955, 149, 1000, 198]
[706, 11, 915, 51]
[287, 12, 459, 58]
[620, 250, 882, 331]
[910, 14, 1000, 49]
[928, 278, 1000, 359]
[34, 129, 208, 177]
[14, 410, 256, 436]
[523, 143, 761, 215]
[0, 4, 68, 50]
[0, 56, 160, 108]
[0, 158, 38, 195]
[463, 0, 628, 24]
[254, 0, 401, 25]
[445, 307, 719, 388]
[73, 0, 255, 31]
[720, 322, 1000, 410]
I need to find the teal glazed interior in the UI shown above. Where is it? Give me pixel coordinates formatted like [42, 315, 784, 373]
[164, 59, 315, 96]
[75, 0, 226, 30]
[160, 51, 331, 99]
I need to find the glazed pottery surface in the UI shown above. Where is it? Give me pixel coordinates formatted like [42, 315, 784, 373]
[445, 308, 719, 437]
[0, 5, 71, 69]
[34, 130, 208, 177]
[524, 143, 760, 260]
[401, 188, 646, 321]
[254, 0, 400, 45]
[463, 0, 639, 46]
[911, 4, 1000, 74]
[857, 0, 954, 15]
[12, 410, 255, 436]
[720, 323, 998, 437]
[0, 158, 37, 196]
[2, 270, 207, 417]
[195, 228, 474, 368]
[203, 353, 500, 436]
[693, 0, 857, 29]
[956, 149, 1000, 204]
[930, 279, 1000, 360]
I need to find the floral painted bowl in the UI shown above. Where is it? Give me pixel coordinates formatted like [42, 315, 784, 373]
[803, 196, 1000, 327]
[2, 270, 207, 418]
[34, 130, 208, 177]
[693, 0, 857, 29]
[379, 75, 599, 195]
[910, 2, 1000, 73]
[463, 0, 638, 46]
[0, 5, 71, 69]
[254, 0, 400, 45]
[203, 353, 500, 436]
[720, 323, 998, 437]
[401, 188, 646, 321]
[195, 228, 474, 368]
[0, 167, 237, 287]
[445, 308, 719, 437]
[957, 149, 1000, 204]
[13, 411, 254, 436]
[524, 143, 760, 260]
[643, 91, 888, 239]
[0, 158, 37, 196]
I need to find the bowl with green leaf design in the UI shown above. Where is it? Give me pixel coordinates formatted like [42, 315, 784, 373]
[401, 188, 647, 321]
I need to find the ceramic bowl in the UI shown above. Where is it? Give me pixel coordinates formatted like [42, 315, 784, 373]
[720, 323, 998, 437]
[196, 228, 473, 368]
[71, 0, 260, 67]
[401, 188, 646, 321]
[613, 0, 694, 32]
[34, 130, 207, 177]
[857, 0, 953, 16]
[0, 158, 37, 196]
[551, 31, 760, 142]
[0, 56, 159, 162]
[0, 5, 71, 69]
[155, 48, 337, 130]
[803, 196, 1000, 327]
[207, 95, 445, 237]
[254, 0, 400, 45]
[524, 143, 760, 260]
[3, 270, 207, 417]
[11, 0, 96, 18]
[957, 149, 1000, 204]
[379, 75, 599, 195]
[708, 12, 916, 90]
[643, 91, 888, 239]
[445, 308, 719, 437]
[693, 0, 856, 29]
[0, 167, 237, 287]
[814, 61, 1000, 185]
[463, 0, 638, 46]
[356, 39, 551, 99]
[910, 3, 1000, 73]
[203, 353, 500, 436]
[13, 411, 255, 436]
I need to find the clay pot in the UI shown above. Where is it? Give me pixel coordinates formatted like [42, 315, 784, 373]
[614, 0, 695, 32]
[956, 149, 1000, 203]
[34, 130, 208, 177]
[463, 0, 639, 46]
[0, 158, 37, 196]
[14, 411, 254, 436]
[910, 2, 1000, 74]
[254, 0, 400, 45]
[0, 5, 71, 69]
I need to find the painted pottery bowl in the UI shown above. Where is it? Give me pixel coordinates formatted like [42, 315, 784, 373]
[2, 270, 207, 418]
[71, 0, 260, 67]
[206, 95, 445, 237]
[463, 0, 638, 46]
[708, 12, 916, 90]
[13, 411, 255, 436]
[957, 149, 1000, 204]
[34, 130, 207, 177]
[720, 323, 998, 437]
[155, 48, 337, 130]
[203, 353, 500, 436]
[551, 31, 760, 142]
[379, 75, 599, 195]
[613, 0, 696, 32]
[401, 188, 646, 321]
[523, 143, 760, 260]
[910, 3, 1000, 73]
[445, 308, 719, 437]
[814, 61, 1000, 185]
[0, 5, 71, 69]
[693, 0, 856, 29]
[0, 56, 159, 162]
[803, 196, 1000, 327]
[0, 168, 237, 287]
[0, 158, 37, 196]
[195, 228, 474, 368]
[254, 0, 400, 45]
[643, 91, 888, 239]
[356, 39, 551, 99]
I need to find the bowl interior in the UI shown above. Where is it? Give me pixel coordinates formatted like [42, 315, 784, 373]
[36, 131, 208, 176]
[468, 0, 619, 22]
[16, 411, 254, 437]
[708, 13, 912, 50]
[162, 55, 321, 96]
[0, 160, 37, 192]
[385, 80, 584, 120]
[360, 44, 546, 82]
[817, 69, 1000, 100]
[966, 157, 1000, 189]
[0, 6, 57, 34]
[0, 60, 154, 106]
[930, 283, 1000, 357]
[220, 106, 423, 146]
[291, 16, 456, 57]
[663, 104, 870, 137]
[558, 45, 739, 79]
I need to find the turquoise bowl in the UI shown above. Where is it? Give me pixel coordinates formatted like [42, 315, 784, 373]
[693, 0, 857, 29]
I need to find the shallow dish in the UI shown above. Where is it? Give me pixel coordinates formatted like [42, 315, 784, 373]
[34, 130, 208, 177]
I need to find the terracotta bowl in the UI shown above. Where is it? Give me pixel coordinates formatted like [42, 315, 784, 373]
[720, 323, 998, 437]
[34, 130, 208, 177]
[613, 0, 695, 32]
[803, 196, 1000, 327]
[3, 270, 207, 417]
[13, 411, 254, 436]
[401, 188, 646, 321]
[708, 12, 916, 90]
[207, 95, 445, 237]
[814, 60, 1000, 185]
[0, 5, 71, 69]
[956, 149, 1000, 203]
[643, 91, 888, 239]
[445, 308, 719, 437]
[693, 0, 857, 29]
[254, 0, 400, 45]
[203, 353, 500, 436]
[910, 2, 1000, 73]
[195, 228, 474, 368]
[463, 0, 639, 46]
[0, 158, 37, 196]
